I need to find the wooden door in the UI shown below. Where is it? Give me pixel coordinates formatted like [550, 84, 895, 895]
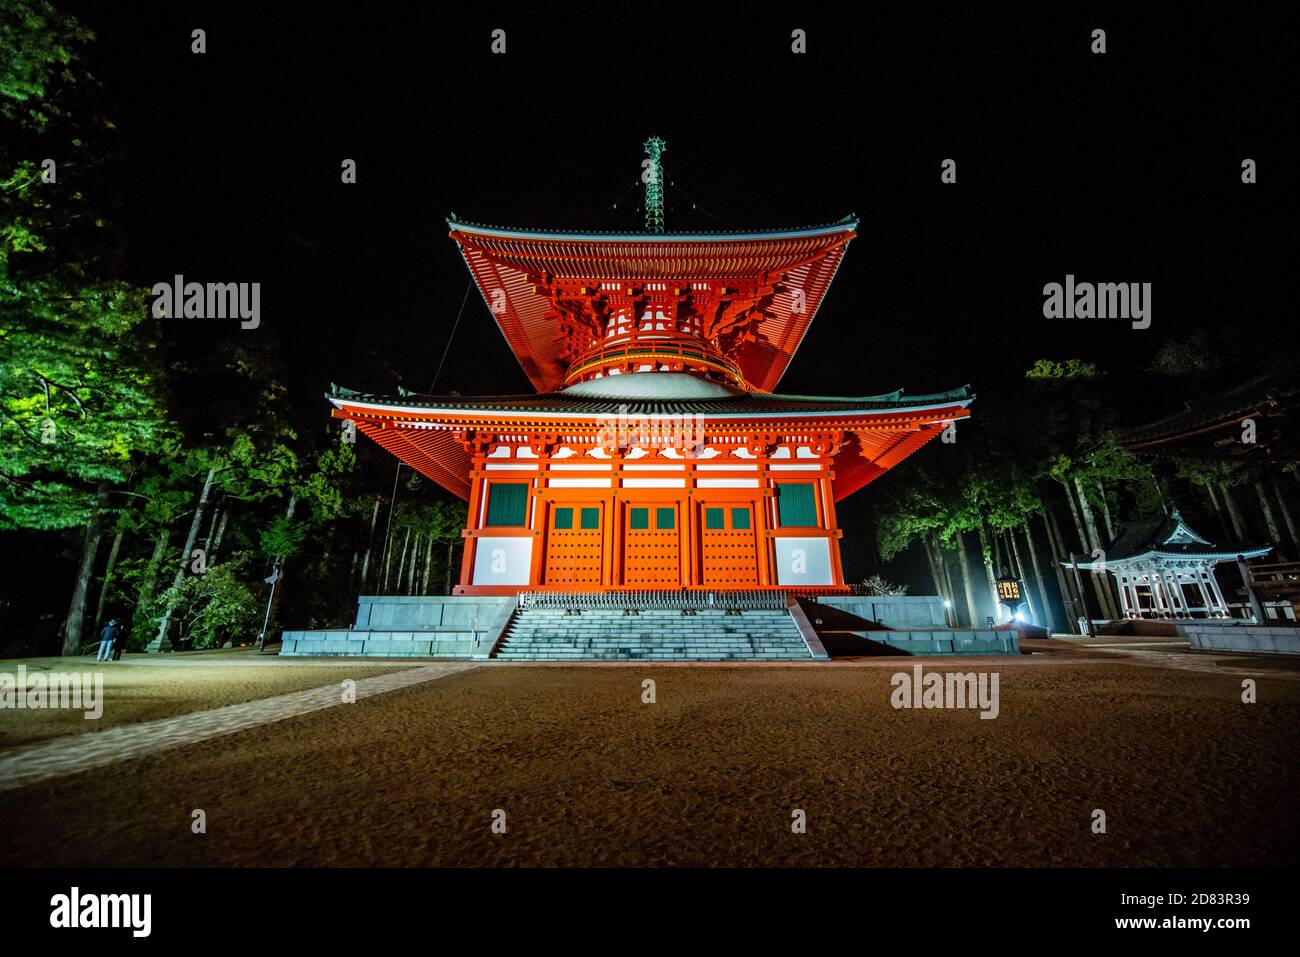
[622, 503, 681, 587]
[700, 503, 759, 586]
[543, 502, 604, 587]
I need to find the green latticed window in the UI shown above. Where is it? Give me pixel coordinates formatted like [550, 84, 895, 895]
[486, 483, 528, 527]
[776, 483, 817, 528]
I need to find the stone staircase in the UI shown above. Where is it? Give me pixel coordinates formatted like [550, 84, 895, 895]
[496, 599, 813, 661]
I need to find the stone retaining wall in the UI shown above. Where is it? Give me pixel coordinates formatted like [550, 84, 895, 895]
[1180, 622, 1300, 656]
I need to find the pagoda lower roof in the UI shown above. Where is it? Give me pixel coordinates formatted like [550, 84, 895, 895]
[328, 384, 972, 420]
[329, 383, 972, 502]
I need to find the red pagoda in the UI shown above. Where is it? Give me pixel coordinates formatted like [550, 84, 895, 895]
[330, 140, 971, 596]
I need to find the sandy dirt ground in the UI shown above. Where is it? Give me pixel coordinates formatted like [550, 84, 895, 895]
[0, 643, 1297, 867]
[0, 654, 416, 748]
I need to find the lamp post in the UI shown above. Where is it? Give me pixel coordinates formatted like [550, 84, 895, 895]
[257, 563, 281, 654]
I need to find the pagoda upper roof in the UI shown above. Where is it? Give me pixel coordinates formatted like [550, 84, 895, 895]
[447, 216, 858, 394]
[445, 216, 859, 243]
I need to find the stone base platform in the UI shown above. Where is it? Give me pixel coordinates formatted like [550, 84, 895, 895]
[281, 596, 510, 658]
[280, 593, 1022, 659]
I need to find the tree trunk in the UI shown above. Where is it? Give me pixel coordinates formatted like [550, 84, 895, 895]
[1061, 479, 1104, 619]
[132, 530, 168, 641]
[1024, 520, 1057, 632]
[1269, 472, 1300, 553]
[1063, 480, 1089, 552]
[209, 510, 229, 564]
[1254, 479, 1286, 559]
[1095, 479, 1116, 541]
[394, 527, 411, 595]
[201, 503, 222, 554]
[1152, 475, 1169, 515]
[382, 533, 395, 592]
[359, 495, 381, 591]
[267, 493, 297, 633]
[941, 545, 958, 621]
[976, 523, 1001, 622]
[1044, 506, 1080, 633]
[149, 466, 217, 653]
[1220, 483, 1247, 540]
[348, 549, 359, 590]
[1009, 525, 1039, 626]
[421, 534, 435, 595]
[406, 533, 421, 595]
[1205, 481, 1233, 543]
[957, 533, 980, 627]
[934, 537, 952, 603]
[320, 524, 335, 577]
[61, 509, 104, 656]
[1072, 477, 1119, 619]
[921, 534, 950, 620]
[379, 465, 403, 590]
[445, 541, 454, 595]
[92, 528, 125, 639]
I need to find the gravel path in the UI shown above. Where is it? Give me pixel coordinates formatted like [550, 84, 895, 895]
[0, 664, 474, 793]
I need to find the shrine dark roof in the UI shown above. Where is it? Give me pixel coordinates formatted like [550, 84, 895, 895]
[1083, 510, 1269, 564]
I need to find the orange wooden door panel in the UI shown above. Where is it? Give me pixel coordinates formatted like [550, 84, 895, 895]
[622, 503, 681, 587]
[700, 504, 759, 586]
[543, 502, 604, 587]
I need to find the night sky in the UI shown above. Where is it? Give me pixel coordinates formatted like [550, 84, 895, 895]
[61, 2, 1290, 407]
[7, 1, 1285, 611]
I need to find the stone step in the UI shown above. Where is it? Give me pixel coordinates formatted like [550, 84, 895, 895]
[496, 604, 811, 660]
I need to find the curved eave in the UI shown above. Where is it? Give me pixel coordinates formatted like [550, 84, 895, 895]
[329, 391, 970, 503]
[446, 218, 859, 243]
[327, 394, 972, 423]
[1067, 546, 1272, 570]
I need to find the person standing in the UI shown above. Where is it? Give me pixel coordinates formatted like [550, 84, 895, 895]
[96, 618, 120, 663]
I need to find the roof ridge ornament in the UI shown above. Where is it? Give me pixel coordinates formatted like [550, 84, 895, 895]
[643, 137, 667, 233]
